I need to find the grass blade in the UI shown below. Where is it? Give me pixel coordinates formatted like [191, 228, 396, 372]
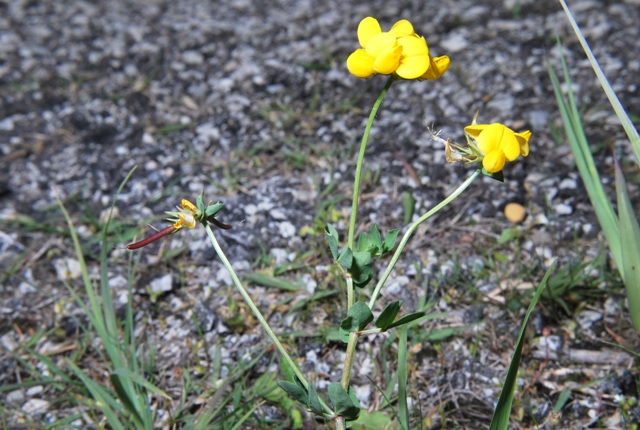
[558, 0, 640, 163]
[615, 161, 640, 331]
[489, 261, 555, 430]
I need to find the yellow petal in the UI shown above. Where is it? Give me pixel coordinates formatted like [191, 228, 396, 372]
[395, 36, 429, 79]
[358, 17, 381, 48]
[515, 130, 531, 156]
[389, 19, 415, 37]
[365, 32, 397, 57]
[419, 54, 451, 80]
[482, 150, 506, 173]
[498, 128, 521, 161]
[463, 123, 488, 138]
[475, 123, 504, 154]
[347, 49, 375, 78]
[373, 45, 402, 74]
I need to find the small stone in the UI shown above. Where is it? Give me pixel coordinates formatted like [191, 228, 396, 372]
[504, 202, 526, 223]
[554, 203, 573, 215]
[576, 310, 602, 330]
[149, 274, 173, 295]
[52, 258, 82, 280]
[559, 178, 578, 190]
[182, 50, 204, 65]
[440, 33, 469, 52]
[21, 398, 49, 414]
[6, 389, 24, 404]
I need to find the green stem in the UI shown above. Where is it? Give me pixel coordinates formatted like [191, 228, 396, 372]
[204, 224, 334, 417]
[347, 77, 395, 251]
[340, 332, 359, 390]
[368, 169, 481, 308]
[397, 327, 409, 430]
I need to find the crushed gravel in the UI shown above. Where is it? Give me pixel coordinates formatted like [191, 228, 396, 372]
[1, 0, 639, 427]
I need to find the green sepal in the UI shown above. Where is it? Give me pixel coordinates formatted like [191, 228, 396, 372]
[325, 224, 340, 260]
[340, 301, 373, 333]
[375, 300, 402, 329]
[481, 167, 504, 182]
[328, 382, 360, 421]
[204, 202, 225, 218]
[196, 191, 206, 215]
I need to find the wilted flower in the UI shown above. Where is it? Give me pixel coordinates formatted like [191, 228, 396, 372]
[346, 17, 450, 80]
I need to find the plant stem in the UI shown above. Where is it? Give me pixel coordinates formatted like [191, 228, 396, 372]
[368, 169, 481, 308]
[347, 77, 395, 251]
[397, 327, 409, 430]
[340, 331, 359, 390]
[204, 224, 335, 417]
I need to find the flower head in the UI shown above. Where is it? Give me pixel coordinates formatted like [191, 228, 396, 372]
[346, 17, 450, 80]
[464, 123, 531, 173]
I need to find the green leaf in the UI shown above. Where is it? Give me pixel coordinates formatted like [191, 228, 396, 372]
[244, 272, 299, 292]
[337, 247, 353, 271]
[356, 231, 370, 252]
[325, 224, 340, 260]
[278, 381, 308, 405]
[369, 225, 382, 249]
[386, 311, 426, 330]
[328, 382, 360, 421]
[340, 301, 374, 332]
[307, 383, 324, 416]
[615, 160, 640, 332]
[382, 229, 399, 254]
[481, 168, 504, 182]
[402, 191, 415, 225]
[350, 251, 374, 288]
[489, 261, 555, 430]
[375, 301, 402, 329]
[197, 191, 206, 214]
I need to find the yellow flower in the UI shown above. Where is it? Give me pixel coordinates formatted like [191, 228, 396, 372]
[346, 17, 450, 80]
[172, 199, 197, 229]
[464, 123, 531, 173]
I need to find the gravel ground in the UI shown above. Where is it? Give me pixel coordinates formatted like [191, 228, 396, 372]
[1, 0, 639, 428]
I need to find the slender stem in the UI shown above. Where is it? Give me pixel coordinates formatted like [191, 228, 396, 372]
[346, 275, 354, 311]
[340, 332, 359, 390]
[397, 327, 409, 430]
[347, 77, 395, 251]
[368, 169, 481, 308]
[204, 224, 334, 417]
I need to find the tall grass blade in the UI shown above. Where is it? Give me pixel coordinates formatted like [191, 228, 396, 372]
[548, 56, 622, 269]
[558, 0, 640, 163]
[489, 261, 555, 430]
[615, 161, 640, 331]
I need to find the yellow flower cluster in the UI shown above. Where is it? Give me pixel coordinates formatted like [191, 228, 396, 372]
[464, 123, 531, 173]
[347, 17, 450, 80]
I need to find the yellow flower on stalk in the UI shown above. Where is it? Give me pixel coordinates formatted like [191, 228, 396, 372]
[346, 16, 450, 80]
[126, 199, 198, 250]
[464, 123, 531, 173]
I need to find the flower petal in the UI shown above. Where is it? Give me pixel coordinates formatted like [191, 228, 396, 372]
[358, 17, 381, 48]
[395, 36, 429, 79]
[389, 19, 415, 37]
[499, 128, 521, 161]
[463, 124, 488, 138]
[420, 54, 451, 80]
[482, 150, 506, 173]
[347, 49, 375, 78]
[475, 123, 505, 154]
[515, 130, 531, 156]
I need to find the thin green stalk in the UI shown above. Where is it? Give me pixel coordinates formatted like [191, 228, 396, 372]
[397, 327, 409, 430]
[340, 332, 359, 390]
[204, 224, 334, 417]
[348, 77, 395, 250]
[369, 169, 481, 308]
